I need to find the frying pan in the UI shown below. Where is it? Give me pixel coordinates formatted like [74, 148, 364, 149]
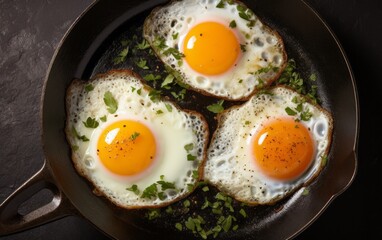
[0, 0, 358, 239]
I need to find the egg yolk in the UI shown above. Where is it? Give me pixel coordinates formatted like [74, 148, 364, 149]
[97, 120, 156, 176]
[252, 118, 314, 181]
[183, 21, 240, 75]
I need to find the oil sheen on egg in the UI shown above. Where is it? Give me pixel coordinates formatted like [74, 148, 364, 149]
[65, 70, 209, 209]
[143, 0, 287, 101]
[203, 86, 333, 205]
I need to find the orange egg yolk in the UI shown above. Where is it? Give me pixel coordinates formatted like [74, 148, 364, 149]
[252, 118, 314, 181]
[97, 120, 156, 176]
[183, 21, 240, 75]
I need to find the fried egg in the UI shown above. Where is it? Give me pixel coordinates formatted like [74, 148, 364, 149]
[65, 70, 209, 209]
[143, 0, 287, 101]
[203, 86, 333, 204]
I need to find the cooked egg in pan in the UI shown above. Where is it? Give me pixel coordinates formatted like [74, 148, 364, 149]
[144, 0, 287, 100]
[65, 70, 209, 209]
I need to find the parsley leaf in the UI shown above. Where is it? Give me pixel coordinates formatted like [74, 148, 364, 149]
[72, 127, 89, 142]
[285, 107, 297, 116]
[129, 132, 140, 141]
[149, 89, 162, 102]
[187, 154, 197, 161]
[113, 47, 129, 65]
[141, 183, 158, 199]
[136, 58, 149, 69]
[161, 74, 175, 88]
[207, 100, 224, 113]
[216, 0, 225, 8]
[126, 184, 140, 195]
[83, 117, 99, 128]
[163, 47, 185, 60]
[103, 91, 118, 114]
[157, 180, 176, 191]
[100, 115, 107, 122]
[143, 74, 161, 81]
[229, 20, 237, 28]
[184, 143, 194, 152]
[136, 39, 150, 50]
[171, 89, 187, 100]
[165, 103, 173, 112]
[84, 84, 94, 92]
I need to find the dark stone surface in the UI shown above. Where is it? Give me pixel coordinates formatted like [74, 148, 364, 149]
[0, 0, 381, 239]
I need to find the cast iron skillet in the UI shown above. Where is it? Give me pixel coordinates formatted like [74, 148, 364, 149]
[0, 0, 358, 239]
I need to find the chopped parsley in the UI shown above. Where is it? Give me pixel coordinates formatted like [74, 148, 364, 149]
[84, 84, 94, 92]
[141, 183, 158, 199]
[171, 88, 187, 101]
[103, 91, 118, 114]
[83, 117, 99, 128]
[143, 74, 161, 81]
[161, 74, 175, 88]
[129, 132, 140, 141]
[207, 100, 224, 114]
[163, 47, 185, 60]
[237, 4, 254, 21]
[187, 154, 197, 161]
[278, 59, 320, 103]
[126, 184, 140, 195]
[136, 39, 150, 50]
[285, 96, 313, 121]
[229, 20, 237, 28]
[136, 58, 149, 69]
[148, 89, 162, 102]
[216, 0, 225, 8]
[165, 103, 173, 112]
[113, 47, 129, 65]
[100, 115, 107, 122]
[72, 127, 89, 142]
[184, 143, 194, 152]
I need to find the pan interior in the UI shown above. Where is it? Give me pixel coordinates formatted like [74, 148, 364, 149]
[43, 0, 357, 239]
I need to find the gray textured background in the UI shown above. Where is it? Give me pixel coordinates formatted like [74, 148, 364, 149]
[1, 0, 381, 239]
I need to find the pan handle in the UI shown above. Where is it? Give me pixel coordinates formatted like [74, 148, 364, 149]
[0, 161, 77, 235]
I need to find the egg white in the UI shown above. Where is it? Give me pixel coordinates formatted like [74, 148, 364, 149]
[203, 86, 333, 204]
[65, 70, 208, 208]
[144, 0, 287, 100]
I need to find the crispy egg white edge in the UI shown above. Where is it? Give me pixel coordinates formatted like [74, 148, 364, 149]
[203, 85, 334, 205]
[143, 0, 287, 101]
[65, 70, 209, 209]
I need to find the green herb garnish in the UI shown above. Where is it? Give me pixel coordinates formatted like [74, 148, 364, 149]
[285, 107, 297, 116]
[129, 132, 140, 141]
[148, 89, 162, 102]
[126, 184, 140, 195]
[136, 39, 150, 50]
[100, 115, 107, 122]
[72, 127, 89, 142]
[165, 103, 173, 112]
[103, 91, 118, 114]
[84, 84, 94, 92]
[229, 20, 237, 28]
[136, 58, 149, 69]
[141, 183, 158, 199]
[83, 117, 99, 128]
[207, 100, 224, 113]
[113, 47, 129, 65]
[184, 143, 194, 152]
[161, 74, 175, 88]
[143, 74, 161, 81]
